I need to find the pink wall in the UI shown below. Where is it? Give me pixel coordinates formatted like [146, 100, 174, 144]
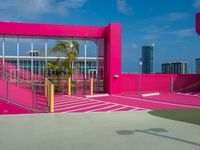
[0, 22, 122, 94]
[0, 22, 105, 38]
[173, 74, 200, 91]
[120, 74, 200, 94]
[104, 24, 122, 94]
[196, 12, 200, 35]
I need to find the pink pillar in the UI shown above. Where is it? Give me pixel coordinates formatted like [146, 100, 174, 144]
[104, 24, 122, 94]
[196, 12, 200, 35]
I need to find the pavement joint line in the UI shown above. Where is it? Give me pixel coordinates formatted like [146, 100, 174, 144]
[113, 95, 200, 108]
[66, 103, 113, 113]
[55, 101, 103, 111]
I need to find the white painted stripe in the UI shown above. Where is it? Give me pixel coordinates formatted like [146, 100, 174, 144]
[70, 95, 139, 109]
[128, 108, 140, 112]
[54, 99, 78, 104]
[175, 92, 200, 97]
[67, 103, 110, 113]
[113, 95, 200, 108]
[54, 100, 84, 106]
[85, 94, 109, 98]
[55, 100, 97, 109]
[107, 106, 128, 112]
[56, 101, 102, 111]
[54, 100, 86, 107]
[68, 95, 149, 112]
[85, 104, 119, 112]
[142, 92, 160, 97]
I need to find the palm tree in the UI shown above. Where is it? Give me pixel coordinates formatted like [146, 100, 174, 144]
[52, 40, 80, 77]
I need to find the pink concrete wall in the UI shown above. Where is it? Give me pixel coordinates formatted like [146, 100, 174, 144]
[0, 22, 105, 38]
[104, 24, 122, 94]
[196, 12, 200, 35]
[173, 74, 200, 91]
[0, 22, 122, 94]
[120, 74, 200, 94]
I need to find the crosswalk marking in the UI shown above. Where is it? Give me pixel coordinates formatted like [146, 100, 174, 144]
[54, 95, 148, 113]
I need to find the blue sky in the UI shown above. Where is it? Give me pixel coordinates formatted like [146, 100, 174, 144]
[0, 0, 200, 73]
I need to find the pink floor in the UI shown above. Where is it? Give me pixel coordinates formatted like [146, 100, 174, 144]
[54, 92, 200, 113]
[0, 100, 32, 115]
[1, 92, 200, 115]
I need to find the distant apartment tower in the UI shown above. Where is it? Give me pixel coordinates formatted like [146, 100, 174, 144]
[142, 45, 154, 74]
[162, 61, 188, 74]
[196, 58, 200, 74]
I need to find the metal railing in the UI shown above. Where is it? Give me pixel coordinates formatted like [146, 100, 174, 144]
[0, 69, 52, 113]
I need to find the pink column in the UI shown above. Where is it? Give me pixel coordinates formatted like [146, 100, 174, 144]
[196, 12, 200, 35]
[104, 24, 122, 94]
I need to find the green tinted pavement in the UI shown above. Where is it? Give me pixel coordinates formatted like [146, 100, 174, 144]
[0, 111, 200, 150]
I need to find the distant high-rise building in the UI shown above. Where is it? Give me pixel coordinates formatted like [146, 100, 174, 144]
[162, 61, 188, 74]
[142, 45, 154, 74]
[196, 58, 200, 74]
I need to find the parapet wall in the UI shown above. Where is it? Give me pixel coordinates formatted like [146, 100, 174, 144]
[120, 74, 200, 94]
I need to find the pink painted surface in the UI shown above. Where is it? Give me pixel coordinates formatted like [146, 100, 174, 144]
[0, 80, 7, 99]
[196, 12, 200, 35]
[0, 22, 105, 38]
[0, 100, 32, 115]
[104, 24, 122, 94]
[0, 79, 32, 108]
[173, 74, 200, 92]
[0, 22, 122, 94]
[120, 74, 200, 94]
[120, 92, 200, 107]
[53, 93, 200, 113]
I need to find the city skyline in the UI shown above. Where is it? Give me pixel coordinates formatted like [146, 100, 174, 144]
[0, 0, 200, 73]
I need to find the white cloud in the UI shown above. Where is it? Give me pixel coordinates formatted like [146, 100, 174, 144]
[143, 35, 158, 40]
[156, 12, 190, 22]
[0, 0, 87, 20]
[60, 0, 87, 8]
[142, 26, 193, 40]
[166, 12, 190, 21]
[116, 0, 133, 15]
[163, 28, 194, 38]
[131, 44, 139, 49]
[193, 0, 200, 8]
[141, 25, 170, 40]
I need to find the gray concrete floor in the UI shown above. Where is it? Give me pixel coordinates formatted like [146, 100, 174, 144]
[0, 112, 200, 150]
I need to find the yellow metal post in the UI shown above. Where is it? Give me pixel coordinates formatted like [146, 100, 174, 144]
[50, 84, 54, 113]
[90, 77, 93, 95]
[68, 77, 71, 95]
[45, 78, 48, 98]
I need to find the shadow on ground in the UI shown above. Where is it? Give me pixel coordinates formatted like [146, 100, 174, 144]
[148, 108, 200, 125]
[116, 128, 200, 147]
